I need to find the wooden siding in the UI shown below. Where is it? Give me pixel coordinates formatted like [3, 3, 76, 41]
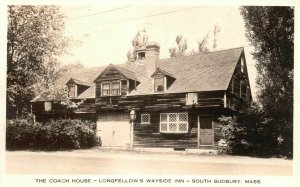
[95, 91, 225, 111]
[132, 110, 224, 149]
[74, 99, 96, 113]
[133, 111, 197, 148]
[226, 56, 252, 108]
[32, 99, 97, 122]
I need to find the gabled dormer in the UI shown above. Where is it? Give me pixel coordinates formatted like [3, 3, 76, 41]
[151, 68, 176, 92]
[94, 64, 139, 97]
[66, 78, 90, 98]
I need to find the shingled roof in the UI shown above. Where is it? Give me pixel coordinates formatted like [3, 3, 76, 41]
[94, 64, 138, 82]
[66, 78, 91, 87]
[32, 47, 244, 101]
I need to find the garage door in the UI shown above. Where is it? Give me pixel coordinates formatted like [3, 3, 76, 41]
[96, 111, 131, 147]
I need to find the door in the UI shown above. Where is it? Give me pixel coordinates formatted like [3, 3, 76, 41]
[96, 111, 131, 147]
[199, 116, 213, 145]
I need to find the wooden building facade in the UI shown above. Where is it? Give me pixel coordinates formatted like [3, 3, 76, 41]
[31, 42, 252, 149]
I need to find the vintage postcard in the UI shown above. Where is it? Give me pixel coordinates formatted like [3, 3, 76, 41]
[0, 0, 298, 186]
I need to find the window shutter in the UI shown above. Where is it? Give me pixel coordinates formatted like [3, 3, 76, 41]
[95, 83, 101, 97]
[121, 80, 127, 95]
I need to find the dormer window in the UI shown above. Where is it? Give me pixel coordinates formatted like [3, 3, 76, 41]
[102, 83, 110, 96]
[154, 76, 164, 92]
[101, 81, 121, 96]
[94, 64, 138, 97]
[151, 68, 176, 93]
[66, 78, 90, 98]
[111, 82, 120, 95]
[68, 85, 76, 98]
[137, 52, 145, 59]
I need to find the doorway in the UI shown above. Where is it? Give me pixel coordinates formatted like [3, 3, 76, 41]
[198, 116, 213, 146]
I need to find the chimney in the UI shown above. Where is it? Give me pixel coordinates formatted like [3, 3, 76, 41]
[145, 41, 160, 77]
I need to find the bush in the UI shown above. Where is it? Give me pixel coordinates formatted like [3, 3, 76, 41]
[6, 118, 100, 150]
[218, 103, 279, 157]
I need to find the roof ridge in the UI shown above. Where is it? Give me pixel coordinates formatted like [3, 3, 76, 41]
[70, 78, 91, 85]
[159, 46, 244, 61]
[114, 64, 135, 73]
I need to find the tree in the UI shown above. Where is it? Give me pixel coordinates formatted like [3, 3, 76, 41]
[33, 62, 83, 95]
[131, 29, 148, 49]
[7, 5, 71, 118]
[127, 29, 149, 62]
[240, 6, 294, 157]
[198, 32, 210, 54]
[169, 35, 188, 57]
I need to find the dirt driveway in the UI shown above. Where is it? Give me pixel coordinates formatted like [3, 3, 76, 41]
[5, 147, 292, 175]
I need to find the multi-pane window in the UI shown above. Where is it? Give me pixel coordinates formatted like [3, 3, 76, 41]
[102, 83, 110, 96]
[154, 76, 164, 92]
[101, 82, 121, 96]
[141, 114, 150, 124]
[160, 113, 188, 133]
[111, 82, 120, 95]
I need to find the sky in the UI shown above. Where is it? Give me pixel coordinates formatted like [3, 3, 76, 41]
[61, 5, 257, 99]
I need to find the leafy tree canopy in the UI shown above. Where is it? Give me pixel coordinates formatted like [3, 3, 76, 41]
[240, 6, 294, 157]
[7, 5, 77, 118]
[169, 34, 188, 57]
[127, 29, 149, 62]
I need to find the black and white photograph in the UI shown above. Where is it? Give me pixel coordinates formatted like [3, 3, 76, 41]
[0, 0, 298, 186]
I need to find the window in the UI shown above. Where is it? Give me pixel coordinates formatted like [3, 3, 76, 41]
[44, 102, 52, 112]
[101, 81, 121, 96]
[160, 113, 188, 133]
[186, 93, 198, 105]
[111, 82, 120, 95]
[137, 52, 145, 59]
[154, 76, 164, 92]
[141, 114, 150, 124]
[102, 83, 110, 96]
[241, 58, 245, 73]
[240, 81, 247, 99]
[68, 85, 76, 98]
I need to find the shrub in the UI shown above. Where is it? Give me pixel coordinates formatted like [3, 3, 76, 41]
[218, 102, 278, 157]
[6, 118, 100, 150]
